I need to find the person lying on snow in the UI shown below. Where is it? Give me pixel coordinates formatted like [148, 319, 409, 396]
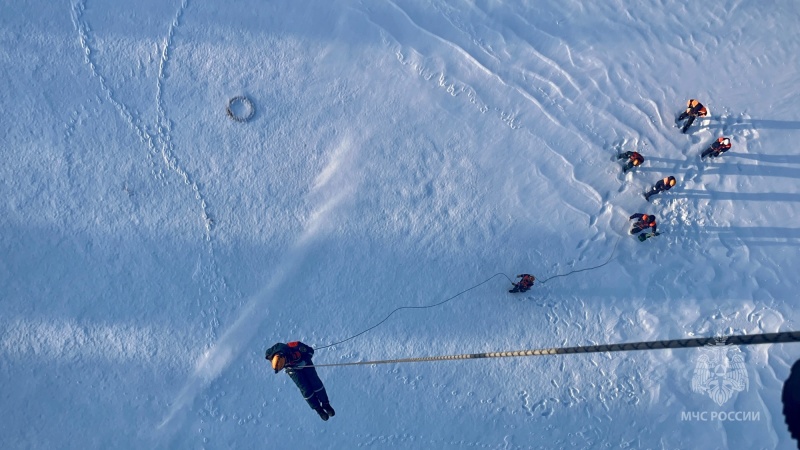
[509, 274, 535, 293]
[266, 341, 335, 421]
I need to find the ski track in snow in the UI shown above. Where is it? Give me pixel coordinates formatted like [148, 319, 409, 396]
[70, 0, 228, 345]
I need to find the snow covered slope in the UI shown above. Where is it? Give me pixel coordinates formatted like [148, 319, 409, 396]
[2, 0, 800, 448]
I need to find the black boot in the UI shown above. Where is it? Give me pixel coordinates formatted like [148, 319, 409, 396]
[323, 404, 336, 418]
[314, 407, 329, 421]
[681, 116, 696, 133]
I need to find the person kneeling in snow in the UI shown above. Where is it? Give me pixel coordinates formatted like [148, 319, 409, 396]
[509, 274, 535, 293]
[266, 341, 335, 421]
[701, 137, 732, 159]
[629, 213, 657, 235]
[617, 151, 645, 173]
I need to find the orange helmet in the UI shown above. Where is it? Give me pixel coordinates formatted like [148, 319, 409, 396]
[642, 214, 649, 221]
[271, 354, 286, 372]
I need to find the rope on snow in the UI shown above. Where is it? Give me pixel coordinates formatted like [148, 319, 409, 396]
[314, 273, 510, 350]
[314, 237, 621, 350]
[310, 331, 800, 368]
[538, 236, 621, 284]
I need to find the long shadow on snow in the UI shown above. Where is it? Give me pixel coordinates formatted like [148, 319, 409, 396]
[0, 221, 227, 449]
[696, 162, 800, 180]
[718, 117, 800, 132]
[690, 226, 800, 247]
[631, 157, 698, 174]
[672, 189, 800, 202]
[634, 155, 800, 181]
[725, 152, 800, 165]
[704, 226, 800, 238]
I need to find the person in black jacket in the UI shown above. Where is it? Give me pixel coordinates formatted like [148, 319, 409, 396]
[701, 137, 732, 159]
[629, 213, 656, 235]
[266, 341, 335, 421]
[784, 359, 800, 448]
[509, 274, 535, 293]
[644, 176, 676, 201]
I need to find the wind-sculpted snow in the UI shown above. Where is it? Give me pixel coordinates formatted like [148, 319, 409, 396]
[363, 0, 606, 222]
[2, 0, 800, 448]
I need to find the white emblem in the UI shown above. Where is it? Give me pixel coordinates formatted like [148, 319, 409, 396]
[691, 337, 749, 406]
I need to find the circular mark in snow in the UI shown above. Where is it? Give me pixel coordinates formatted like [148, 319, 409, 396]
[226, 96, 255, 122]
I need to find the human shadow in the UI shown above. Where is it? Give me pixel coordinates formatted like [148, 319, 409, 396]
[694, 226, 800, 248]
[698, 162, 800, 180]
[674, 189, 800, 202]
[703, 226, 800, 239]
[719, 117, 800, 131]
[641, 157, 686, 164]
[724, 152, 800, 165]
[629, 156, 695, 174]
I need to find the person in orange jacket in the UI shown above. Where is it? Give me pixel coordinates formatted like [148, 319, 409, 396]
[677, 99, 708, 133]
[509, 274, 535, 293]
[701, 137, 732, 159]
[617, 151, 645, 173]
[266, 341, 335, 421]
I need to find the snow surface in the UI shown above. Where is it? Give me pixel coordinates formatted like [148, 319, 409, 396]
[2, 0, 800, 448]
